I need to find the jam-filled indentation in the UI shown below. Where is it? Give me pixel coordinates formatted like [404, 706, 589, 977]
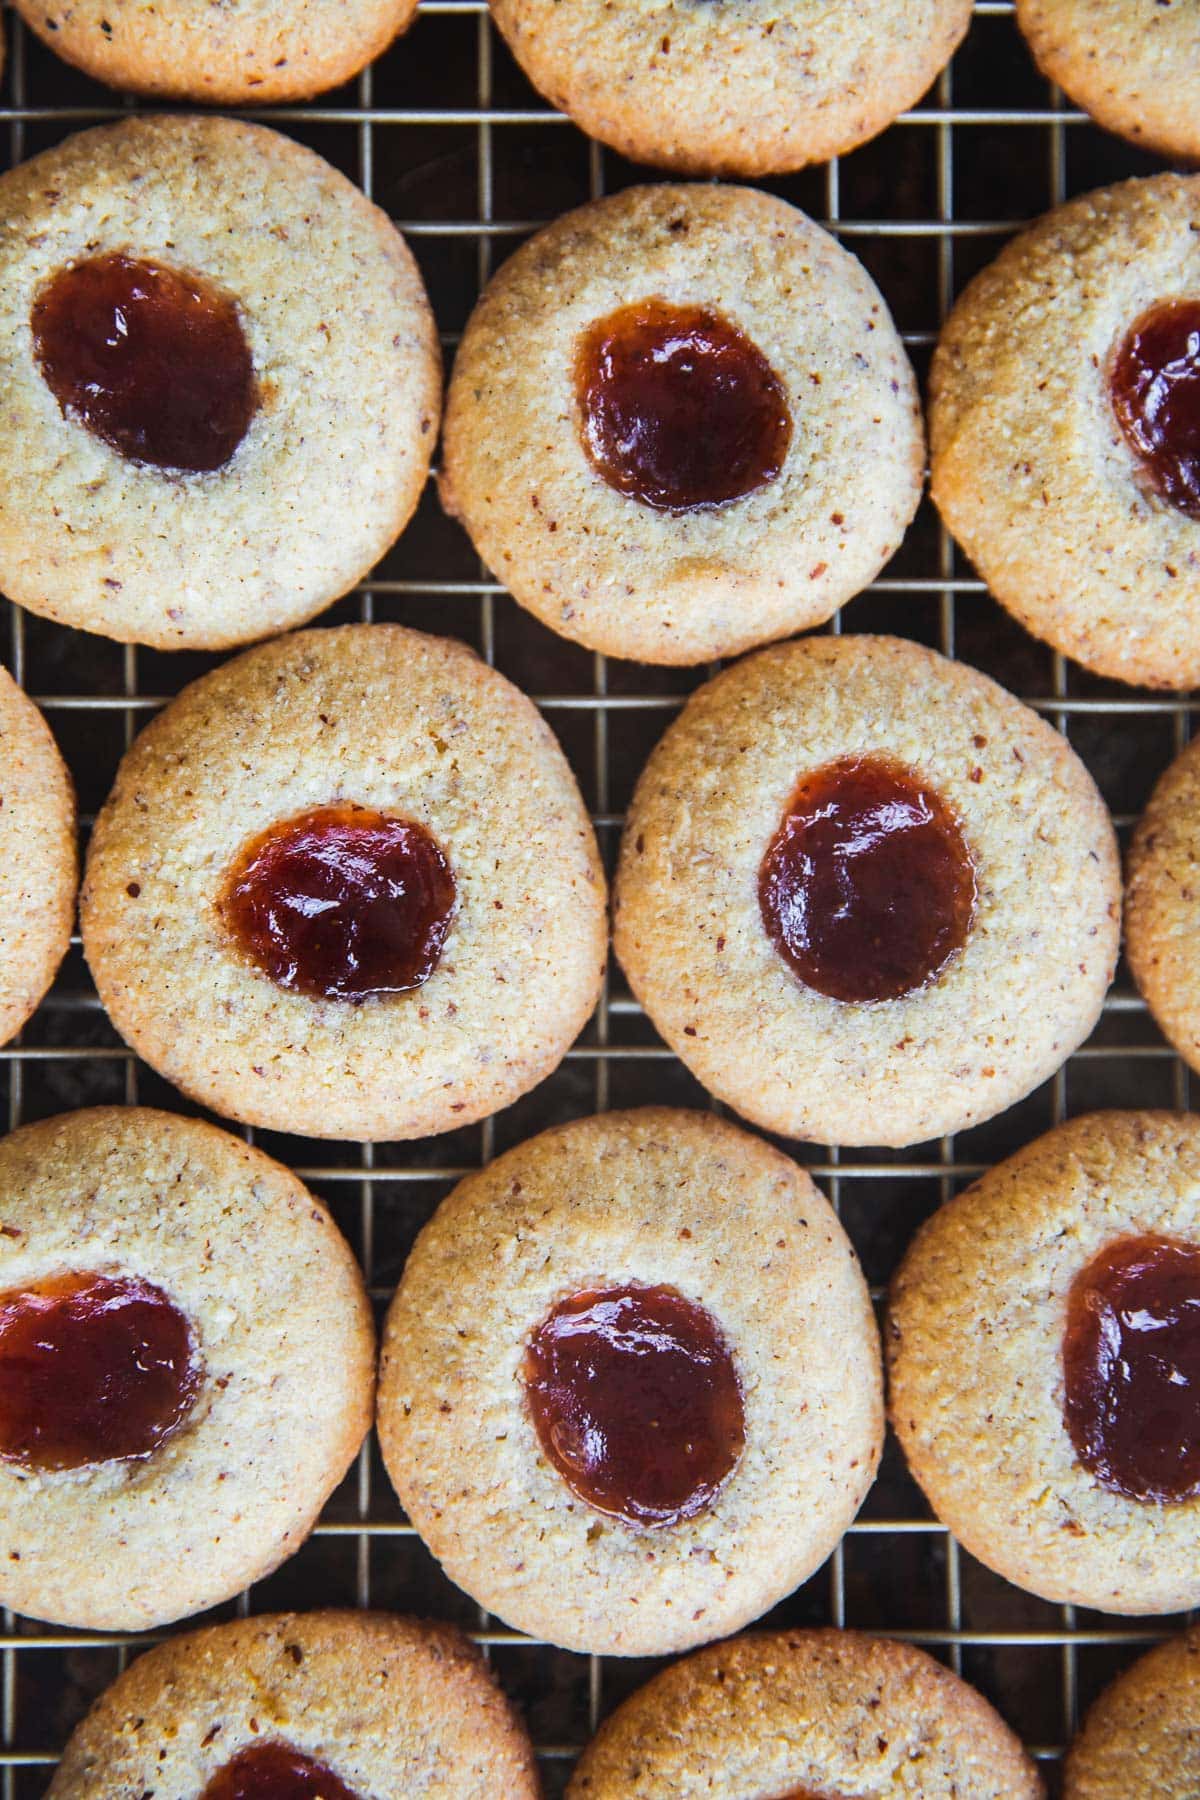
[218, 804, 457, 1004]
[32, 253, 257, 473]
[522, 1283, 745, 1528]
[575, 297, 792, 511]
[1063, 1232, 1200, 1503]
[199, 1741, 362, 1800]
[0, 1272, 199, 1470]
[758, 753, 977, 1005]
[1111, 299, 1200, 519]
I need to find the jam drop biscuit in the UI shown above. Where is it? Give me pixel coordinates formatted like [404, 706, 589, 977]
[49, 1611, 539, 1798]
[378, 1108, 883, 1657]
[615, 635, 1118, 1148]
[1017, 1, 1200, 162]
[15, 0, 417, 104]
[0, 1107, 373, 1631]
[441, 185, 923, 665]
[1126, 737, 1200, 1075]
[567, 1630, 1042, 1799]
[0, 669, 76, 1048]
[890, 1111, 1200, 1615]
[490, 0, 970, 176]
[932, 175, 1200, 689]
[0, 115, 439, 650]
[81, 624, 605, 1141]
[1064, 1627, 1200, 1798]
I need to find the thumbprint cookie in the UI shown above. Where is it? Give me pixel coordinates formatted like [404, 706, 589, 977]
[932, 174, 1200, 689]
[1064, 1627, 1200, 1799]
[1126, 736, 1200, 1075]
[0, 1106, 373, 1631]
[81, 624, 605, 1141]
[489, 0, 971, 177]
[441, 184, 923, 665]
[48, 1611, 539, 1799]
[567, 1629, 1042, 1799]
[377, 1107, 883, 1657]
[890, 1111, 1200, 1615]
[614, 634, 1119, 1148]
[1017, 1, 1200, 163]
[0, 668, 76, 1049]
[0, 115, 439, 650]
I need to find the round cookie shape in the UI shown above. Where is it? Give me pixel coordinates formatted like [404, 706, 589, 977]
[489, 0, 971, 177]
[47, 1610, 539, 1798]
[81, 624, 606, 1141]
[0, 115, 440, 650]
[0, 1107, 373, 1631]
[614, 634, 1119, 1149]
[889, 1110, 1200, 1615]
[1125, 736, 1200, 1075]
[931, 174, 1200, 690]
[566, 1629, 1042, 1799]
[0, 669, 76, 1049]
[377, 1108, 883, 1657]
[14, 0, 417, 104]
[1017, 1, 1200, 163]
[440, 185, 924, 666]
[1064, 1627, 1200, 1799]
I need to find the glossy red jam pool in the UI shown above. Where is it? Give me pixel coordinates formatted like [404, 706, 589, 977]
[1111, 299, 1200, 518]
[199, 1741, 361, 1800]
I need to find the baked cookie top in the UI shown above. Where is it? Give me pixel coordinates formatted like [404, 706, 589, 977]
[81, 624, 606, 1141]
[567, 1628, 1042, 1799]
[0, 115, 439, 649]
[890, 1110, 1200, 1615]
[1126, 735, 1200, 1077]
[378, 1107, 883, 1657]
[441, 184, 923, 665]
[931, 174, 1200, 689]
[1065, 1627, 1200, 1799]
[1017, 0, 1200, 161]
[0, 1106, 373, 1631]
[614, 634, 1119, 1148]
[0, 667, 76, 1049]
[48, 1610, 539, 1799]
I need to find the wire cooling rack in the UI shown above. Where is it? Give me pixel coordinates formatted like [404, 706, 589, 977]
[0, 1, 1194, 1791]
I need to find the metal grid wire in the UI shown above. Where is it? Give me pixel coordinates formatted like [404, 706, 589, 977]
[0, 0, 1193, 1791]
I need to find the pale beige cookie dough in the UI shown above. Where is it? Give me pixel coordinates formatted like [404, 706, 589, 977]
[0, 668, 76, 1048]
[0, 1106, 373, 1631]
[48, 1610, 539, 1799]
[1064, 1627, 1200, 1799]
[0, 115, 439, 649]
[490, 0, 971, 176]
[567, 1629, 1043, 1799]
[81, 624, 606, 1141]
[931, 174, 1200, 690]
[1017, 0, 1200, 162]
[1126, 735, 1200, 1074]
[889, 1110, 1200, 1615]
[441, 184, 923, 665]
[614, 634, 1119, 1148]
[378, 1108, 883, 1657]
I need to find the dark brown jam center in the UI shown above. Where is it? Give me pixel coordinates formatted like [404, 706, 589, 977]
[1063, 1233, 1200, 1503]
[575, 297, 792, 511]
[0, 1273, 199, 1470]
[758, 753, 977, 1005]
[200, 1742, 361, 1800]
[219, 805, 457, 1004]
[523, 1283, 745, 1528]
[1111, 299, 1200, 518]
[32, 253, 256, 473]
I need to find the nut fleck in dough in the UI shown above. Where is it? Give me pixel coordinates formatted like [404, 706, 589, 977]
[0, 115, 440, 650]
[441, 184, 924, 666]
[1126, 736, 1200, 1076]
[0, 1107, 373, 1632]
[378, 1108, 883, 1657]
[567, 1629, 1042, 1799]
[0, 668, 76, 1049]
[931, 174, 1200, 690]
[490, 0, 971, 176]
[48, 1610, 539, 1799]
[81, 624, 606, 1141]
[1065, 1627, 1200, 1799]
[889, 1110, 1200, 1616]
[1017, 0, 1200, 162]
[614, 634, 1119, 1148]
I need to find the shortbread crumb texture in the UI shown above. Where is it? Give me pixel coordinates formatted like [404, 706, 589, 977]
[1017, 0, 1200, 161]
[1126, 735, 1200, 1077]
[1065, 1627, 1200, 1799]
[0, 668, 76, 1049]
